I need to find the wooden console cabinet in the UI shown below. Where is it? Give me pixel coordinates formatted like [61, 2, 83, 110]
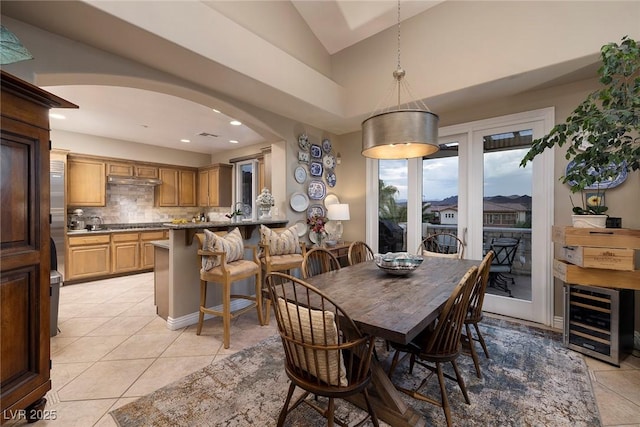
[1, 71, 76, 423]
[553, 226, 640, 365]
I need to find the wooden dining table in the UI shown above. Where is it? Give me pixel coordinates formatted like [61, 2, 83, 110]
[301, 256, 480, 427]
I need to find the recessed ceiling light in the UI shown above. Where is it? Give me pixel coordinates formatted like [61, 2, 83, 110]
[49, 113, 66, 120]
[229, 140, 239, 144]
[180, 139, 191, 143]
[230, 120, 242, 126]
[212, 109, 220, 113]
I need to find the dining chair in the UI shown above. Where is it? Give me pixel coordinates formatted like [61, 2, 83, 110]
[463, 250, 494, 378]
[301, 247, 341, 278]
[417, 232, 464, 259]
[347, 241, 374, 265]
[265, 272, 379, 427]
[195, 229, 263, 349]
[388, 265, 478, 427]
[488, 237, 520, 297]
[258, 225, 306, 324]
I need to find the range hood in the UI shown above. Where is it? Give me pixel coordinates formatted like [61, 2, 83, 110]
[107, 176, 162, 186]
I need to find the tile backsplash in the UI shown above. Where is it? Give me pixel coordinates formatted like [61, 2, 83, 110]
[68, 184, 230, 225]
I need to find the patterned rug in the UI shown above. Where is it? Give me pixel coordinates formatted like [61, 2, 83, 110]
[111, 318, 601, 426]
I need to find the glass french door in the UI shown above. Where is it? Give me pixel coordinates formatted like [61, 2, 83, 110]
[368, 108, 555, 325]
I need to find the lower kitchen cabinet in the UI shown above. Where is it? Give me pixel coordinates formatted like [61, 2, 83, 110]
[67, 235, 111, 281]
[66, 230, 169, 283]
[112, 233, 140, 273]
[140, 230, 167, 269]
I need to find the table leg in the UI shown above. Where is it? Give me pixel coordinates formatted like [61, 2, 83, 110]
[347, 360, 426, 427]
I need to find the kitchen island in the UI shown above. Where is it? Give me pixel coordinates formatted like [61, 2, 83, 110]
[153, 219, 288, 330]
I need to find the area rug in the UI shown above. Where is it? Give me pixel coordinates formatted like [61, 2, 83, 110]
[111, 317, 601, 426]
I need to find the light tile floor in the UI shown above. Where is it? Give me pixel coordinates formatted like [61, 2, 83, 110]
[7, 272, 640, 426]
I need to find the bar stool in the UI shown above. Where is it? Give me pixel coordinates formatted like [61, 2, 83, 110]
[195, 229, 262, 349]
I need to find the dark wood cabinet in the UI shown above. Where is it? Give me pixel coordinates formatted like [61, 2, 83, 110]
[0, 71, 76, 423]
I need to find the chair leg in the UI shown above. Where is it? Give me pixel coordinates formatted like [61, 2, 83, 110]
[473, 322, 490, 358]
[222, 281, 231, 349]
[277, 382, 297, 427]
[326, 398, 335, 427]
[196, 280, 207, 335]
[362, 388, 380, 427]
[451, 359, 470, 404]
[465, 323, 482, 379]
[435, 362, 453, 427]
[254, 271, 264, 326]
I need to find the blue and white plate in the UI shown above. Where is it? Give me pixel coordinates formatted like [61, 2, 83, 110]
[310, 144, 322, 159]
[322, 138, 332, 153]
[309, 161, 323, 177]
[326, 172, 336, 188]
[565, 160, 628, 190]
[307, 204, 325, 219]
[307, 179, 326, 200]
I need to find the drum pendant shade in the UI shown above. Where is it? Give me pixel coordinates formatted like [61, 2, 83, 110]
[362, 109, 439, 159]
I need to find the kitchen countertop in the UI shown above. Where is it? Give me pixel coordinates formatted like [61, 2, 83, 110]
[162, 218, 287, 229]
[67, 223, 168, 235]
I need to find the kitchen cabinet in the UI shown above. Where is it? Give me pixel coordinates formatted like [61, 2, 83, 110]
[112, 233, 140, 273]
[107, 161, 158, 179]
[1, 71, 76, 423]
[156, 168, 197, 207]
[66, 234, 111, 281]
[140, 230, 168, 269]
[198, 163, 232, 207]
[68, 156, 106, 206]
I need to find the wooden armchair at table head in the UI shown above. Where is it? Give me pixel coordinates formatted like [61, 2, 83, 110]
[418, 232, 465, 259]
[195, 228, 263, 349]
[265, 272, 379, 427]
[302, 247, 341, 278]
[257, 225, 306, 324]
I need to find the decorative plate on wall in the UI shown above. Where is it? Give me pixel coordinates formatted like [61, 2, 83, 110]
[322, 138, 332, 153]
[324, 193, 339, 208]
[310, 144, 322, 159]
[290, 192, 310, 212]
[294, 166, 307, 184]
[323, 154, 336, 170]
[565, 160, 628, 190]
[326, 172, 337, 188]
[307, 179, 326, 200]
[298, 151, 310, 163]
[298, 134, 310, 150]
[309, 161, 323, 177]
[294, 220, 308, 237]
[307, 204, 325, 219]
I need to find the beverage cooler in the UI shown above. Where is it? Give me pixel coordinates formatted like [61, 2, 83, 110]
[564, 284, 634, 366]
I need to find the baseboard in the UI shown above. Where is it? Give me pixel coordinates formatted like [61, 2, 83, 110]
[165, 299, 256, 331]
[553, 315, 564, 331]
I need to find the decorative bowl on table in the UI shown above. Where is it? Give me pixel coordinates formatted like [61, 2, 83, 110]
[374, 252, 423, 276]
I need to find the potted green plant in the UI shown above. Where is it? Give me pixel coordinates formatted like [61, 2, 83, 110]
[520, 36, 639, 227]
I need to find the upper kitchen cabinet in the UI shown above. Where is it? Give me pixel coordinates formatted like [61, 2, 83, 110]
[107, 161, 158, 179]
[155, 167, 197, 207]
[67, 156, 106, 206]
[198, 163, 232, 207]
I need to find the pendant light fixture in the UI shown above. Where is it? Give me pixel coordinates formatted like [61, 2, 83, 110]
[361, 0, 439, 159]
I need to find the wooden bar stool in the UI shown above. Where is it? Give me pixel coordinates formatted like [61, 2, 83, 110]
[195, 229, 262, 349]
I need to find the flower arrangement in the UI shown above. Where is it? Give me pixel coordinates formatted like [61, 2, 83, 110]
[256, 188, 275, 207]
[307, 214, 328, 234]
[572, 190, 608, 215]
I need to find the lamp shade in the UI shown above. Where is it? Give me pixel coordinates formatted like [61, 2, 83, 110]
[327, 204, 350, 221]
[362, 109, 440, 159]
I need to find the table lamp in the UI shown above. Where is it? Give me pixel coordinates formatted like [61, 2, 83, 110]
[327, 203, 350, 242]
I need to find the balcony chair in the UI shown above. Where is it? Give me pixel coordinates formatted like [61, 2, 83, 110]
[488, 237, 520, 297]
[463, 250, 494, 378]
[258, 225, 306, 325]
[418, 232, 464, 259]
[195, 229, 263, 349]
[301, 247, 341, 278]
[347, 241, 374, 266]
[265, 272, 379, 427]
[388, 265, 478, 427]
